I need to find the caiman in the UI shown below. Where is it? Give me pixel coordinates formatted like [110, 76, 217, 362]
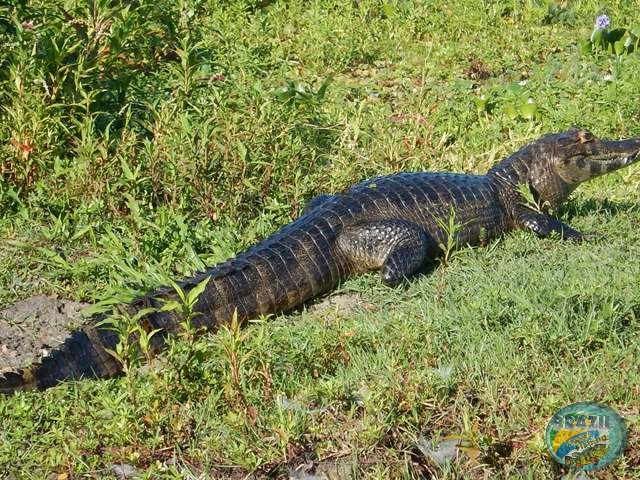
[1, 128, 639, 394]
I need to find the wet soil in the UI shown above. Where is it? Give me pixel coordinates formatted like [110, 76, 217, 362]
[0, 295, 88, 374]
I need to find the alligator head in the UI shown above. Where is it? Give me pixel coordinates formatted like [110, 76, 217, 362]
[552, 129, 640, 184]
[490, 128, 640, 210]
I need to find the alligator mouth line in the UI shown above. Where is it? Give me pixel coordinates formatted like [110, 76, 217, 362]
[593, 145, 640, 166]
[626, 149, 640, 164]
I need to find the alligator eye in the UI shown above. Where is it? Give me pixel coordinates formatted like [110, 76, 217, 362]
[578, 130, 595, 144]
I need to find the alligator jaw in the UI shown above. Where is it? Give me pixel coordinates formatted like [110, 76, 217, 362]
[553, 135, 640, 186]
[590, 137, 640, 173]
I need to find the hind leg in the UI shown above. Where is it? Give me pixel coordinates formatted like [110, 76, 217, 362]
[337, 219, 436, 286]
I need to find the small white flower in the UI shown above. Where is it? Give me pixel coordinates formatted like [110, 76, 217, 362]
[518, 80, 527, 86]
[527, 97, 535, 104]
[603, 74, 613, 82]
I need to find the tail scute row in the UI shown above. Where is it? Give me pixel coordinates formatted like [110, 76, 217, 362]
[0, 324, 122, 395]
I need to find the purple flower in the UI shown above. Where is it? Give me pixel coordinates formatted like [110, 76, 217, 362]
[595, 14, 610, 29]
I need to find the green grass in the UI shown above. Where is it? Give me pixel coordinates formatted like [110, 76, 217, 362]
[1, 0, 640, 477]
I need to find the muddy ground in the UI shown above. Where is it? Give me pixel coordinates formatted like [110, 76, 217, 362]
[0, 295, 88, 374]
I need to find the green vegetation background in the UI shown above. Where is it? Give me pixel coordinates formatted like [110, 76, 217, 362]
[0, 0, 639, 477]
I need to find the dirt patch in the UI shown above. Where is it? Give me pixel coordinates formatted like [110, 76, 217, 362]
[289, 457, 357, 479]
[463, 57, 493, 80]
[308, 292, 376, 318]
[0, 295, 88, 374]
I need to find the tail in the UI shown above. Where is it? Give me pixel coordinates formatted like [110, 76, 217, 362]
[0, 213, 347, 394]
[0, 320, 123, 394]
[0, 292, 183, 395]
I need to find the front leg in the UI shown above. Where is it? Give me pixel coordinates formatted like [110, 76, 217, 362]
[517, 209, 588, 240]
